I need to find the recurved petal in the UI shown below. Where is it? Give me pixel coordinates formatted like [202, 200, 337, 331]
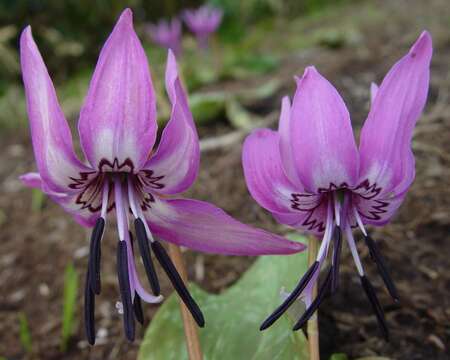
[242, 128, 303, 214]
[145, 197, 306, 255]
[78, 9, 157, 171]
[359, 31, 432, 196]
[143, 51, 199, 195]
[290, 67, 359, 193]
[20, 27, 91, 194]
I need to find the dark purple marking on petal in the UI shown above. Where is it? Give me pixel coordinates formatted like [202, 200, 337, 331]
[138, 169, 165, 190]
[292, 266, 333, 331]
[151, 240, 205, 327]
[88, 217, 104, 294]
[134, 218, 160, 295]
[360, 275, 389, 341]
[364, 235, 399, 302]
[331, 226, 342, 294]
[352, 179, 382, 200]
[260, 261, 320, 331]
[117, 241, 135, 342]
[84, 271, 96, 345]
[317, 182, 349, 194]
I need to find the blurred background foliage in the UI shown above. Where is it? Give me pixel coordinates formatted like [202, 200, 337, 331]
[0, 0, 350, 131]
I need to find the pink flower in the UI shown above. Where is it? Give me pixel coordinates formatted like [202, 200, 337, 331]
[242, 32, 432, 338]
[182, 5, 223, 48]
[145, 18, 182, 56]
[19, 9, 304, 344]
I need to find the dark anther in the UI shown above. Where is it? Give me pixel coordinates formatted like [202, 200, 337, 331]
[134, 218, 160, 295]
[364, 235, 399, 302]
[133, 292, 144, 325]
[360, 275, 389, 341]
[151, 241, 205, 327]
[293, 267, 333, 331]
[331, 226, 342, 294]
[260, 261, 320, 331]
[88, 217, 105, 295]
[117, 241, 135, 342]
[84, 271, 96, 345]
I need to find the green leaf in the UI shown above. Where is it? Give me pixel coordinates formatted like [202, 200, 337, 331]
[139, 235, 309, 360]
[189, 92, 227, 125]
[61, 263, 79, 352]
[31, 188, 45, 212]
[18, 312, 32, 353]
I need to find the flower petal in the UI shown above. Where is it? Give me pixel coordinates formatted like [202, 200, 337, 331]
[359, 31, 432, 196]
[370, 82, 379, 103]
[278, 96, 304, 187]
[290, 66, 359, 193]
[242, 128, 302, 214]
[78, 9, 157, 171]
[353, 192, 407, 226]
[20, 27, 91, 194]
[20, 172, 98, 227]
[143, 50, 199, 194]
[144, 197, 306, 255]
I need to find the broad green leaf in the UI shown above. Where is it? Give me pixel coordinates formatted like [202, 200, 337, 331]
[61, 263, 79, 352]
[31, 188, 45, 212]
[139, 235, 309, 360]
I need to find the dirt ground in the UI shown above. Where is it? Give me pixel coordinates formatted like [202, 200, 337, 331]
[1, 0, 449, 359]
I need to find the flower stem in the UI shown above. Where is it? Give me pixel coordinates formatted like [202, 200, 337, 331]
[167, 244, 203, 360]
[307, 237, 320, 360]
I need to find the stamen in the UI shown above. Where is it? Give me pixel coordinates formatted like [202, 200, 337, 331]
[100, 180, 109, 219]
[292, 266, 333, 331]
[353, 206, 367, 236]
[260, 261, 319, 331]
[333, 193, 341, 227]
[88, 218, 104, 295]
[117, 241, 135, 342]
[114, 177, 126, 241]
[84, 271, 96, 345]
[261, 199, 334, 331]
[364, 235, 399, 302]
[360, 275, 389, 341]
[134, 218, 160, 295]
[331, 226, 342, 294]
[133, 292, 145, 325]
[344, 223, 364, 276]
[151, 240, 205, 327]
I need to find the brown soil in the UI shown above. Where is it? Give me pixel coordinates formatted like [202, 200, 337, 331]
[1, 0, 449, 359]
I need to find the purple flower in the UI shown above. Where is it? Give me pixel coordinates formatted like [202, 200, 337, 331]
[19, 9, 304, 344]
[145, 18, 182, 56]
[182, 5, 223, 49]
[243, 32, 432, 338]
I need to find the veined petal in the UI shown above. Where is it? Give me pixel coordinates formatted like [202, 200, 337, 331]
[353, 192, 407, 226]
[78, 9, 157, 171]
[290, 66, 359, 193]
[359, 31, 432, 196]
[242, 128, 303, 214]
[145, 197, 306, 255]
[144, 50, 199, 194]
[20, 27, 91, 194]
[19, 172, 98, 227]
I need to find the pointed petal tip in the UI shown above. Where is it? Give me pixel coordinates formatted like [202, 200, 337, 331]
[119, 8, 133, 23]
[20, 26, 34, 49]
[409, 30, 432, 58]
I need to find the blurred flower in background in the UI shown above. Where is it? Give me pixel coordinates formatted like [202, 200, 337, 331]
[145, 18, 182, 56]
[183, 5, 223, 49]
